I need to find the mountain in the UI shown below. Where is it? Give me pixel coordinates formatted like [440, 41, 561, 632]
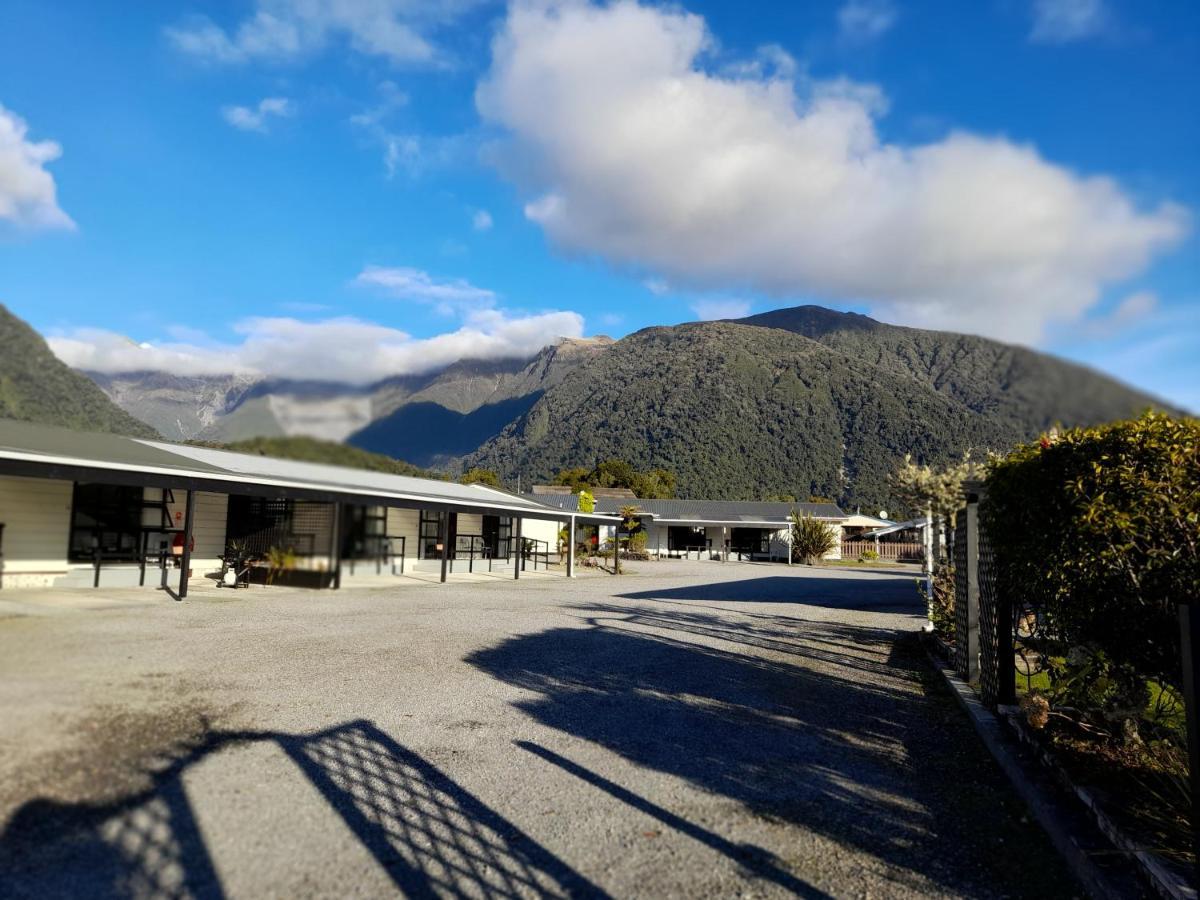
[461, 308, 1173, 512]
[348, 337, 613, 466]
[87, 336, 614, 452]
[86, 371, 262, 441]
[0, 305, 159, 439]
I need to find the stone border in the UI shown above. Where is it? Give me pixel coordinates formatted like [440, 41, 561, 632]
[923, 636, 1149, 899]
[1000, 707, 1196, 900]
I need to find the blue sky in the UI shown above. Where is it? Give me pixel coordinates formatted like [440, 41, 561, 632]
[0, 0, 1196, 408]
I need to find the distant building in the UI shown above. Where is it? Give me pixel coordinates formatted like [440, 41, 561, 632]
[523, 488, 848, 562]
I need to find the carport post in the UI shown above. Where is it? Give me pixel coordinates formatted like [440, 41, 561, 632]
[330, 503, 343, 589]
[439, 511, 450, 583]
[513, 517, 523, 580]
[566, 516, 575, 578]
[178, 489, 195, 600]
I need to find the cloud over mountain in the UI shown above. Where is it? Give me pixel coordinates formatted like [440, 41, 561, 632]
[477, 0, 1187, 344]
[48, 309, 584, 384]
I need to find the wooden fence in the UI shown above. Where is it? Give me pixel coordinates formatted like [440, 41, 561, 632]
[841, 540, 924, 562]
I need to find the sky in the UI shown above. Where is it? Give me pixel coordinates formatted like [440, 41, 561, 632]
[0, 0, 1197, 408]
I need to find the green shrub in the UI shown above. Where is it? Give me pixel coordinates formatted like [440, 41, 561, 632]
[984, 411, 1199, 709]
[858, 547, 879, 562]
[578, 490, 595, 513]
[790, 511, 837, 564]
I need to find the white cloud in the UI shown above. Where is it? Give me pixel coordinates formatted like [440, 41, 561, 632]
[1030, 0, 1107, 43]
[354, 265, 496, 311]
[166, 0, 480, 67]
[477, 1, 1187, 345]
[0, 104, 74, 230]
[837, 0, 897, 42]
[349, 80, 408, 127]
[691, 299, 750, 321]
[643, 278, 670, 296]
[48, 309, 584, 384]
[221, 96, 296, 132]
[472, 209, 493, 231]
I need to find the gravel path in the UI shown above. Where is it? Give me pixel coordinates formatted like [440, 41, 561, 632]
[0, 561, 1077, 898]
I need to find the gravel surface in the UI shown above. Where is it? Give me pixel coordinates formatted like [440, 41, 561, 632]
[0, 561, 1078, 898]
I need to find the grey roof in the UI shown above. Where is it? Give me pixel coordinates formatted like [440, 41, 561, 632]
[0, 419, 610, 522]
[861, 518, 929, 538]
[522, 492, 845, 523]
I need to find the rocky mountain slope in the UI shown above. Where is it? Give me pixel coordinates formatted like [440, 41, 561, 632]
[0, 304, 160, 438]
[349, 337, 613, 466]
[461, 309, 1172, 511]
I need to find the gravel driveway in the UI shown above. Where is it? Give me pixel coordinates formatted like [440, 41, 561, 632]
[0, 561, 1076, 898]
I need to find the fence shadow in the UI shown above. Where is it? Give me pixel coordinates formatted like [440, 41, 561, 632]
[466, 605, 1074, 897]
[1, 720, 602, 899]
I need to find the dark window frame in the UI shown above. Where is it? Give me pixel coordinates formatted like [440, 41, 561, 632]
[68, 483, 146, 562]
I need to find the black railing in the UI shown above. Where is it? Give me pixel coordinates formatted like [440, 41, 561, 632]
[520, 537, 552, 572]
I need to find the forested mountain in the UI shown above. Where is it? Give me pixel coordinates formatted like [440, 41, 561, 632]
[0, 304, 160, 439]
[461, 310, 1172, 513]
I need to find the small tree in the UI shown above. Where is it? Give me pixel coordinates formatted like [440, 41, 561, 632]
[790, 511, 836, 564]
[578, 490, 595, 513]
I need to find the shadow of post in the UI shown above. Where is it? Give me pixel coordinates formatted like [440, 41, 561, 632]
[515, 740, 830, 899]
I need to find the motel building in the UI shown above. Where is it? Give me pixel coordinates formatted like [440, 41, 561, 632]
[0, 421, 618, 596]
[523, 487, 857, 562]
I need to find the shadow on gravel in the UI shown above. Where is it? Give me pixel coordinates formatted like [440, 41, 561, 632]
[467, 603, 1077, 898]
[0, 720, 603, 900]
[617, 574, 923, 611]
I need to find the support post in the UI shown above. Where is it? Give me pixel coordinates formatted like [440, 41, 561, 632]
[566, 517, 576, 578]
[178, 489, 195, 600]
[1177, 602, 1200, 880]
[613, 524, 620, 575]
[963, 497, 981, 683]
[330, 502, 343, 589]
[513, 517, 523, 580]
[439, 511, 450, 584]
[923, 508, 934, 617]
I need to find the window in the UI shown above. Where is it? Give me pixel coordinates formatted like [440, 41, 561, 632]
[667, 526, 707, 552]
[342, 505, 386, 559]
[69, 483, 144, 561]
[419, 510, 443, 559]
[731, 528, 770, 555]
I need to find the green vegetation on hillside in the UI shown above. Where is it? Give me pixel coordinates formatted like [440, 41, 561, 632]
[551, 459, 676, 498]
[464, 313, 1170, 514]
[194, 435, 442, 479]
[0, 304, 160, 438]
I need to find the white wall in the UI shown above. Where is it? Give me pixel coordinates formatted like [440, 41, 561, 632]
[0, 475, 73, 588]
[520, 517, 561, 552]
[386, 506, 420, 569]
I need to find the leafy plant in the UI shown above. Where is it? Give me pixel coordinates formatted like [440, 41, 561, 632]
[858, 547, 879, 562]
[578, 490, 595, 513]
[265, 545, 297, 586]
[790, 511, 837, 564]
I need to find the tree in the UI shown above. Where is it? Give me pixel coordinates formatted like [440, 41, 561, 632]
[790, 511, 837, 564]
[552, 467, 591, 492]
[578, 490, 596, 513]
[459, 467, 501, 488]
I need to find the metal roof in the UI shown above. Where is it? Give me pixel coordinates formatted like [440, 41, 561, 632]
[522, 493, 845, 523]
[0, 419, 614, 522]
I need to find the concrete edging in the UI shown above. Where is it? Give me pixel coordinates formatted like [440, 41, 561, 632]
[923, 639, 1148, 899]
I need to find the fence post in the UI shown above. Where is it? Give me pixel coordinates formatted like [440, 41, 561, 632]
[954, 492, 981, 683]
